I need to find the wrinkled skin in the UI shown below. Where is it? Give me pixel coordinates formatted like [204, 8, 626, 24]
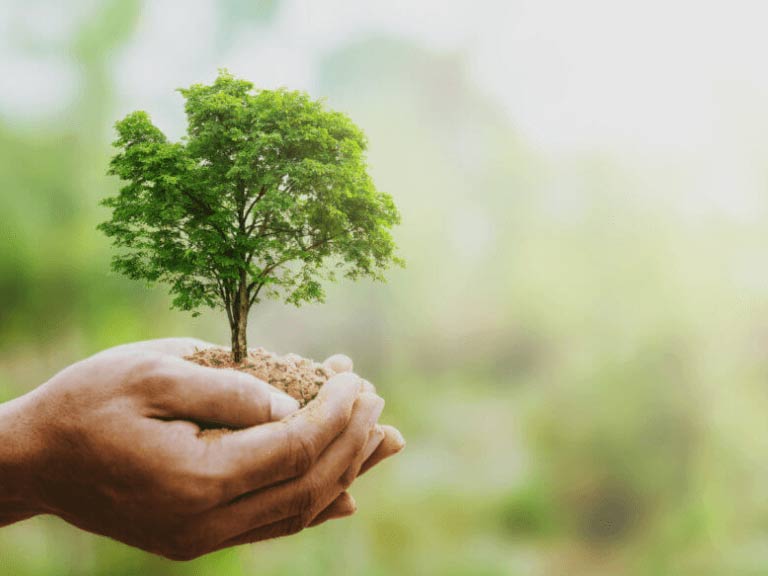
[0, 338, 405, 560]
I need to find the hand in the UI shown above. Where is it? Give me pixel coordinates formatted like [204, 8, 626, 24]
[314, 354, 406, 526]
[0, 338, 404, 560]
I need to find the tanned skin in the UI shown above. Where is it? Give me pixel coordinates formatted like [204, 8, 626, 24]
[0, 338, 404, 560]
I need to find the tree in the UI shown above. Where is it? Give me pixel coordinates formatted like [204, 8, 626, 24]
[99, 70, 402, 362]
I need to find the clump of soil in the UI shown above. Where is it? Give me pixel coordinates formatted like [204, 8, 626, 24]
[185, 347, 336, 407]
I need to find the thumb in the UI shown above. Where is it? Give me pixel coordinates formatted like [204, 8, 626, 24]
[150, 357, 300, 427]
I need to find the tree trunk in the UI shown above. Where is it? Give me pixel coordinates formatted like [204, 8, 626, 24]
[230, 279, 249, 363]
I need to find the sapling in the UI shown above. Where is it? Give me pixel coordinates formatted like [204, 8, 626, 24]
[100, 70, 402, 364]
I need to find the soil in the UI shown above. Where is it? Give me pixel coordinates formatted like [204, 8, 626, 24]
[184, 346, 337, 408]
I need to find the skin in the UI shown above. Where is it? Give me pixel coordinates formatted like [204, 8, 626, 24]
[0, 338, 405, 560]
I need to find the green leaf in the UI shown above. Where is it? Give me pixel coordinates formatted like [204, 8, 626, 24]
[100, 70, 403, 329]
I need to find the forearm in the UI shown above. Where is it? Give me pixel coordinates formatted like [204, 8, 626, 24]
[0, 392, 46, 526]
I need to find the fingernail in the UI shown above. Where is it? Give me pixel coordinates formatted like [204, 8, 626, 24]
[271, 392, 300, 419]
[382, 425, 406, 450]
[343, 494, 357, 515]
[390, 427, 406, 449]
[324, 354, 353, 373]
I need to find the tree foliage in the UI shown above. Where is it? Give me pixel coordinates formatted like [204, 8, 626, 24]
[99, 70, 402, 360]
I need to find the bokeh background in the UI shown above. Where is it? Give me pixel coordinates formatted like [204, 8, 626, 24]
[3, 1, 768, 574]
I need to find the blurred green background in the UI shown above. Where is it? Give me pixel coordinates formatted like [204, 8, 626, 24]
[3, 1, 768, 574]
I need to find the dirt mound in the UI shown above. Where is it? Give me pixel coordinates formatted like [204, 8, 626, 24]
[185, 347, 336, 407]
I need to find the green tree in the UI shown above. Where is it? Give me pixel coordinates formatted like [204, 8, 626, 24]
[99, 70, 402, 362]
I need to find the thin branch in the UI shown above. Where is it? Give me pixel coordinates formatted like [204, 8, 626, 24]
[243, 185, 267, 224]
[179, 188, 231, 241]
[247, 233, 340, 289]
[213, 274, 235, 327]
[248, 282, 264, 307]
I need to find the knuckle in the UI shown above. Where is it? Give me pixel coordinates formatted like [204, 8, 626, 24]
[132, 354, 173, 392]
[166, 460, 227, 511]
[353, 426, 371, 450]
[326, 398, 356, 433]
[284, 515, 307, 536]
[286, 424, 316, 477]
[324, 401, 345, 427]
[182, 471, 227, 510]
[293, 481, 318, 525]
[339, 467, 356, 490]
[209, 473, 234, 505]
[161, 530, 206, 561]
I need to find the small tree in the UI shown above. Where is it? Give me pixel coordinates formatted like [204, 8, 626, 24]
[99, 71, 402, 362]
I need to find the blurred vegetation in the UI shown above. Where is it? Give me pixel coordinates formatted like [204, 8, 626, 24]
[3, 1, 768, 575]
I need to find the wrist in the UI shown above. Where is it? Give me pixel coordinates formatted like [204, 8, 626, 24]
[0, 391, 48, 523]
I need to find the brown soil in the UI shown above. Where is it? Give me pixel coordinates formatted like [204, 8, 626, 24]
[185, 346, 336, 407]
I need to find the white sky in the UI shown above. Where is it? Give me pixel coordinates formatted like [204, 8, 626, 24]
[110, 0, 768, 156]
[3, 0, 768, 215]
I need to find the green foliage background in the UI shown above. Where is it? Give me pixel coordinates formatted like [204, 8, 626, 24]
[2, 1, 768, 575]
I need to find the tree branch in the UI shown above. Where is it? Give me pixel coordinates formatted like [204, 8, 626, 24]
[212, 272, 234, 322]
[179, 188, 231, 241]
[244, 185, 267, 225]
[247, 233, 339, 288]
[248, 282, 264, 307]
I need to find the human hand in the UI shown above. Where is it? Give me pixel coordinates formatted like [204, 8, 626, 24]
[312, 354, 406, 526]
[0, 338, 403, 560]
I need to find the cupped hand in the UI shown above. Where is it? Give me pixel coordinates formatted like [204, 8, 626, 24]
[315, 353, 406, 526]
[1, 338, 404, 560]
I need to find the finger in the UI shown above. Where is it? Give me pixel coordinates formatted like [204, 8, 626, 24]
[309, 492, 357, 527]
[216, 492, 357, 552]
[147, 357, 299, 426]
[321, 355, 378, 394]
[338, 424, 385, 488]
[210, 373, 364, 498]
[101, 337, 216, 358]
[215, 516, 304, 550]
[364, 425, 386, 462]
[359, 425, 405, 476]
[323, 354, 353, 373]
[360, 378, 377, 394]
[304, 426, 382, 527]
[270, 392, 383, 520]
[203, 392, 383, 545]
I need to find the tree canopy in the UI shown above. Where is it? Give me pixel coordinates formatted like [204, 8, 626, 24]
[99, 70, 402, 360]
